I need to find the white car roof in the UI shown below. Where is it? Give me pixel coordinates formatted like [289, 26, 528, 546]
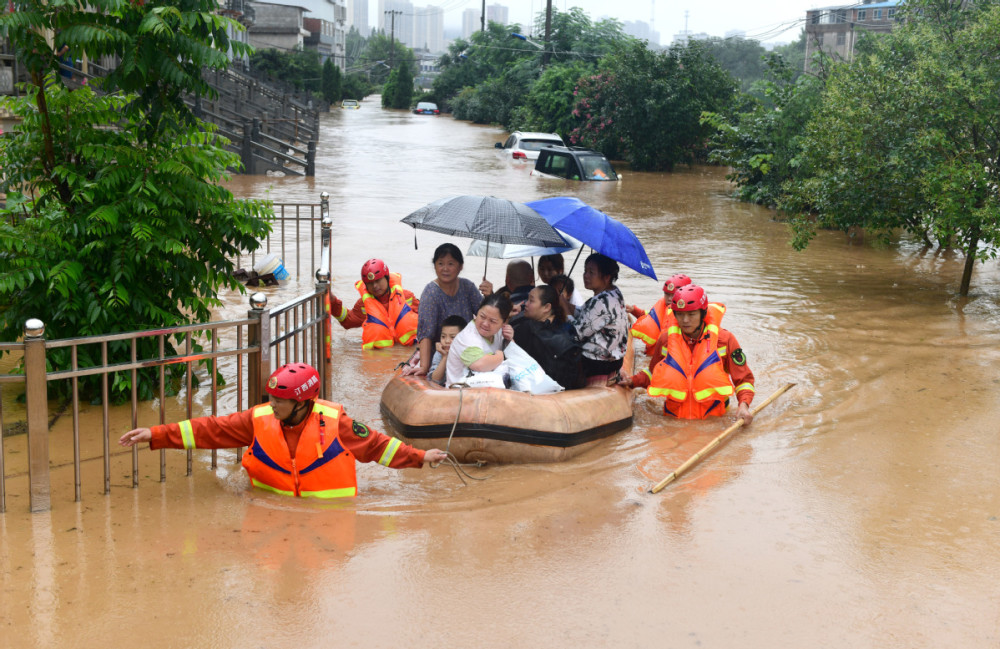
[514, 131, 563, 140]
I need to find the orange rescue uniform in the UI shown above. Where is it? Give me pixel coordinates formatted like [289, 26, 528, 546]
[629, 297, 671, 355]
[330, 273, 419, 349]
[149, 400, 425, 498]
[629, 305, 755, 419]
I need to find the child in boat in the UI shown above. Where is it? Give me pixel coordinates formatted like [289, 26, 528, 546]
[445, 293, 514, 387]
[429, 315, 467, 386]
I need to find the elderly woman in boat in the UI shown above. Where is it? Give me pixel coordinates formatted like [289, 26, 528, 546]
[567, 253, 629, 386]
[403, 243, 484, 377]
[445, 293, 514, 387]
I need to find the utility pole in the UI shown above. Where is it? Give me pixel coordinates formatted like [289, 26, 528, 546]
[481, 0, 485, 32]
[385, 9, 402, 68]
[542, 0, 552, 66]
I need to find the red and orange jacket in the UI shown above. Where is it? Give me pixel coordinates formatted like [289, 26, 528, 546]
[630, 305, 755, 419]
[330, 274, 419, 349]
[629, 297, 670, 355]
[150, 400, 425, 497]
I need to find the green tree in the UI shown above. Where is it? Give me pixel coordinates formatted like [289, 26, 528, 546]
[771, 29, 807, 82]
[322, 58, 342, 104]
[570, 40, 737, 170]
[696, 36, 769, 93]
[508, 60, 593, 137]
[0, 0, 272, 399]
[785, 0, 1000, 295]
[702, 53, 826, 207]
[390, 58, 414, 109]
[250, 48, 322, 94]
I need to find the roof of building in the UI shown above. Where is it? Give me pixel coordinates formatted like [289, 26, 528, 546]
[809, 0, 899, 11]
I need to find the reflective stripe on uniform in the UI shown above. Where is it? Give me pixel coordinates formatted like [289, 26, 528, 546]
[313, 403, 339, 418]
[630, 327, 657, 346]
[378, 437, 402, 466]
[649, 387, 687, 400]
[300, 486, 357, 499]
[398, 330, 415, 345]
[734, 382, 755, 394]
[251, 479, 295, 497]
[693, 385, 734, 401]
[179, 420, 196, 449]
[254, 405, 274, 417]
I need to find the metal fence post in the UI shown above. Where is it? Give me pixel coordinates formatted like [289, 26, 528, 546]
[306, 141, 316, 177]
[247, 292, 271, 407]
[316, 198, 332, 399]
[23, 318, 50, 513]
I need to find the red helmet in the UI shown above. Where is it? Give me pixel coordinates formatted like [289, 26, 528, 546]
[266, 363, 320, 401]
[662, 274, 692, 297]
[671, 285, 707, 312]
[361, 258, 389, 282]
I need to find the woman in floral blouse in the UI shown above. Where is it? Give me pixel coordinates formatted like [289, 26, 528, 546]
[570, 253, 629, 386]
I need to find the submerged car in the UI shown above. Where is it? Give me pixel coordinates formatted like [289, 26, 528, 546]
[341, 99, 360, 109]
[413, 102, 440, 115]
[494, 131, 565, 161]
[531, 146, 620, 181]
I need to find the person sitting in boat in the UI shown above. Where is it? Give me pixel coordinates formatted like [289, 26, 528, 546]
[511, 285, 585, 390]
[569, 253, 629, 386]
[538, 254, 586, 309]
[119, 363, 448, 498]
[479, 260, 535, 310]
[445, 293, 514, 387]
[627, 273, 692, 355]
[618, 285, 756, 423]
[329, 259, 420, 350]
[429, 315, 467, 386]
[405, 243, 484, 377]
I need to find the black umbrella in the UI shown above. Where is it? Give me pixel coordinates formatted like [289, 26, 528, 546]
[401, 195, 569, 276]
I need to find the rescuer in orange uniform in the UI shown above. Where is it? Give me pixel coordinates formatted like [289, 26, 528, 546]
[627, 273, 692, 355]
[329, 259, 420, 350]
[119, 363, 447, 498]
[619, 285, 756, 423]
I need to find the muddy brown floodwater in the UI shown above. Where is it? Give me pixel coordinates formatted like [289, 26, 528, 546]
[3, 97, 1000, 648]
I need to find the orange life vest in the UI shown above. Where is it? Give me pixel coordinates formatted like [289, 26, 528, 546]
[241, 400, 358, 498]
[630, 297, 670, 355]
[648, 303, 734, 419]
[355, 272, 418, 350]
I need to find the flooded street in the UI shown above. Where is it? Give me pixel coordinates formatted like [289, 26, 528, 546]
[3, 97, 1000, 648]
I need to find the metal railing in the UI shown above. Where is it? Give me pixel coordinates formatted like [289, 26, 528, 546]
[0, 193, 333, 513]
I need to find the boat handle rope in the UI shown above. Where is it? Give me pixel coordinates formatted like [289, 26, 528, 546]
[429, 382, 489, 485]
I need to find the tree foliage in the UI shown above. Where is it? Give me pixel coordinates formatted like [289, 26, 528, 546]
[0, 0, 272, 399]
[703, 53, 826, 207]
[785, 0, 1000, 295]
[570, 40, 737, 170]
[322, 58, 342, 104]
[250, 47, 322, 96]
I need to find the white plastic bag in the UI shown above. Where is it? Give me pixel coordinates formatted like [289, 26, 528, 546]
[503, 341, 564, 395]
[450, 364, 508, 389]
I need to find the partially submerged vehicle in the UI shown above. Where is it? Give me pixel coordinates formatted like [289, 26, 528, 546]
[531, 146, 620, 181]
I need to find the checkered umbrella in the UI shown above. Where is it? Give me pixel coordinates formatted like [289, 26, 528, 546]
[402, 195, 569, 248]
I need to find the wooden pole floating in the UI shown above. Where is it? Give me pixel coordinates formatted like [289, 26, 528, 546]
[649, 382, 796, 494]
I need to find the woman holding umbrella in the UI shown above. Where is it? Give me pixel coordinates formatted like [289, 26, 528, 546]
[405, 243, 484, 377]
[571, 253, 630, 386]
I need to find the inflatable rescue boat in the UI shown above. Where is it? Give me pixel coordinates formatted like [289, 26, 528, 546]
[379, 340, 636, 464]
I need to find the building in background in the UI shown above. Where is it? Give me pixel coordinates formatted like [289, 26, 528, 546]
[347, 0, 368, 34]
[486, 3, 508, 25]
[804, 0, 900, 66]
[461, 7, 479, 39]
[379, 0, 415, 47]
[248, 1, 311, 52]
[623, 19, 660, 46]
[413, 5, 445, 53]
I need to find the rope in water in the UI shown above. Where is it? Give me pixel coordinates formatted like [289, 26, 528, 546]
[430, 383, 489, 485]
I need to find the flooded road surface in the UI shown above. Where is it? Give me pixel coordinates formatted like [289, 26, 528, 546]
[3, 97, 1000, 648]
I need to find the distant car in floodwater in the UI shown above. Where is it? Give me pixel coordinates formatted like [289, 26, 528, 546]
[413, 102, 440, 115]
[531, 146, 620, 181]
[494, 131, 565, 161]
[341, 99, 360, 109]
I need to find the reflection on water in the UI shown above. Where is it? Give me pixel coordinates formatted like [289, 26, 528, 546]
[3, 95, 1000, 648]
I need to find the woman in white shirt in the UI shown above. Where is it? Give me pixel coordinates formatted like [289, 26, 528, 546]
[445, 294, 515, 387]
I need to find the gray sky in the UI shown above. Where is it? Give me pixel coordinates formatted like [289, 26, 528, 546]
[428, 0, 815, 45]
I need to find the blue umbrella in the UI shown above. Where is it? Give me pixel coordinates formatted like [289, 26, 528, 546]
[526, 197, 658, 280]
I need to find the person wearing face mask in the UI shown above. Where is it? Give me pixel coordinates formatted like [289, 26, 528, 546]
[619, 285, 756, 423]
[328, 259, 420, 350]
[118, 363, 447, 498]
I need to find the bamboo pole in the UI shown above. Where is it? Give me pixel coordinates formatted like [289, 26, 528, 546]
[649, 382, 795, 494]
